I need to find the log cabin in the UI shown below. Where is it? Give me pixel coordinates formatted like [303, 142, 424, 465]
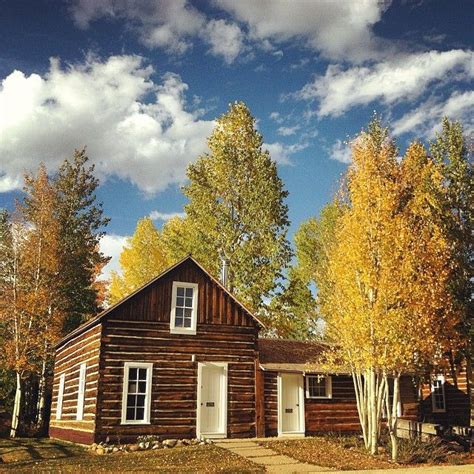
[49, 256, 472, 444]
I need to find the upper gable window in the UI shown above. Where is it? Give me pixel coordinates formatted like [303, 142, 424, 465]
[170, 281, 198, 335]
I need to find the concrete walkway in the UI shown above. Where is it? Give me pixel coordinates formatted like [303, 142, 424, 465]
[214, 439, 328, 473]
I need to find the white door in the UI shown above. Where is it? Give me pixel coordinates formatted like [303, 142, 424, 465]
[198, 363, 227, 438]
[279, 373, 305, 435]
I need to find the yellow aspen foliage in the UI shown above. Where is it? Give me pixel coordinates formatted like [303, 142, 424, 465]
[108, 217, 172, 304]
[320, 118, 461, 459]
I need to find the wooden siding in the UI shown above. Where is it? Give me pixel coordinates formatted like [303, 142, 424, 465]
[49, 324, 102, 444]
[93, 260, 259, 443]
[420, 365, 470, 426]
[305, 375, 360, 433]
[263, 372, 278, 436]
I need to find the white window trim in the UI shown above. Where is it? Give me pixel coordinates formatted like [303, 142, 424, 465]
[431, 375, 446, 413]
[56, 373, 65, 420]
[305, 374, 332, 399]
[170, 281, 199, 335]
[76, 363, 86, 420]
[121, 362, 153, 425]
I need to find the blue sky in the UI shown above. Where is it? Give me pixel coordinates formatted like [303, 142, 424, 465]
[0, 0, 472, 278]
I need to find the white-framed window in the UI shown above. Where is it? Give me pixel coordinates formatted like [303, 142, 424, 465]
[76, 363, 86, 420]
[56, 373, 65, 420]
[170, 281, 198, 335]
[431, 375, 446, 413]
[121, 362, 153, 425]
[306, 375, 332, 399]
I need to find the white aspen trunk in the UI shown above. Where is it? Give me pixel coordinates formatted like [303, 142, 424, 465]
[36, 357, 47, 431]
[389, 376, 400, 462]
[353, 371, 369, 448]
[369, 368, 378, 454]
[10, 372, 22, 438]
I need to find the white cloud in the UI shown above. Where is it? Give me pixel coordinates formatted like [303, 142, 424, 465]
[214, 0, 391, 61]
[269, 111, 282, 123]
[204, 19, 244, 64]
[149, 210, 186, 221]
[329, 139, 352, 164]
[297, 49, 473, 117]
[277, 125, 299, 136]
[70, 0, 245, 63]
[0, 55, 214, 194]
[392, 91, 474, 137]
[98, 233, 128, 280]
[264, 142, 306, 165]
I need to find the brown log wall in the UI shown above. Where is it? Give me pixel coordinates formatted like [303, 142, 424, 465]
[420, 365, 470, 426]
[49, 324, 102, 443]
[95, 320, 257, 442]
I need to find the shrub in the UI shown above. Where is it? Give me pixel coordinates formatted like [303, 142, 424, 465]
[137, 435, 161, 444]
[397, 437, 449, 464]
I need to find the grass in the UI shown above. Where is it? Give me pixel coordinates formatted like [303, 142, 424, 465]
[260, 435, 474, 471]
[0, 438, 264, 473]
[261, 435, 397, 471]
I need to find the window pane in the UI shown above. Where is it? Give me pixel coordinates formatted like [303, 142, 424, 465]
[177, 297, 184, 307]
[185, 288, 193, 297]
[138, 369, 147, 381]
[127, 394, 136, 407]
[136, 407, 144, 420]
[126, 407, 135, 420]
[177, 287, 185, 296]
[184, 308, 192, 318]
[183, 317, 191, 328]
[185, 297, 193, 307]
[308, 376, 326, 397]
[128, 381, 137, 393]
[129, 368, 138, 380]
[175, 316, 183, 327]
[175, 307, 183, 317]
[138, 381, 147, 393]
[136, 394, 146, 408]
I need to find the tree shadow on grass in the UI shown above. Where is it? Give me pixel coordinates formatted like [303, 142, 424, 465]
[0, 437, 84, 466]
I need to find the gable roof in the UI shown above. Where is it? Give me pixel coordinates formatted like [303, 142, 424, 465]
[56, 255, 264, 350]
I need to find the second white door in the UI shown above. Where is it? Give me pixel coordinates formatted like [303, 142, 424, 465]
[279, 373, 305, 436]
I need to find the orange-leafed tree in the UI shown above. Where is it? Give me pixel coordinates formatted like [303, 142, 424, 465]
[1, 165, 64, 437]
[321, 118, 460, 460]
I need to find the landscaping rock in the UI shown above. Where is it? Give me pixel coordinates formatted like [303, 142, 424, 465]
[129, 444, 140, 452]
[96, 447, 105, 455]
[163, 439, 177, 448]
[90, 443, 97, 450]
[152, 444, 162, 450]
[175, 440, 184, 447]
[112, 447, 119, 453]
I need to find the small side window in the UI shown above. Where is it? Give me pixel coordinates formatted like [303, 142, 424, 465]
[56, 373, 65, 420]
[76, 363, 87, 420]
[306, 375, 332, 399]
[431, 375, 446, 413]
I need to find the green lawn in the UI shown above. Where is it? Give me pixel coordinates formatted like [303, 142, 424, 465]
[0, 438, 264, 473]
